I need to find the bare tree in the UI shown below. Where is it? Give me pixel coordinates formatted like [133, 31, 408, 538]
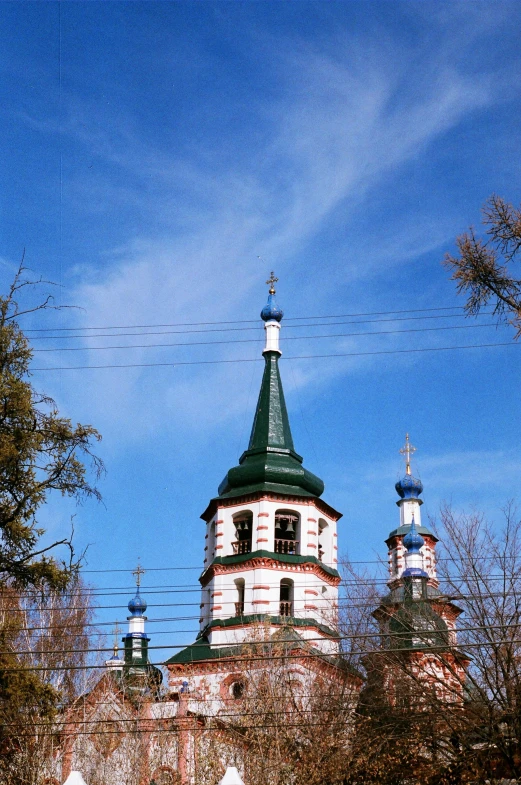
[0, 578, 99, 785]
[444, 194, 521, 337]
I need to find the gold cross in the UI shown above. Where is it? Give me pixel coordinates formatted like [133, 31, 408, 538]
[132, 559, 145, 588]
[266, 271, 278, 294]
[399, 433, 416, 476]
[113, 621, 122, 655]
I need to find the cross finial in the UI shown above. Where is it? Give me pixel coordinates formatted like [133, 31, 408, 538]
[266, 271, 278, 295]
[132, 559, 145, 588]
[113, 621, 122, 655]
[399, 433, 416, 476]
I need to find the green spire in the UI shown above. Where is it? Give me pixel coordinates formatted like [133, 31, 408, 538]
[247, 351, 295, 453]
[218, 350, 324, 499]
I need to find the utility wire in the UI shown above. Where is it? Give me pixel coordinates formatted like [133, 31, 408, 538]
[0, 634, 509, 674]
[3, 621, 521, 660]
[23, 305, 481, 333]
[27, 312, 492, 341]
[31, 341, 521, 371]
[30, 322, 503, 353]
[7, 578, 521, 602]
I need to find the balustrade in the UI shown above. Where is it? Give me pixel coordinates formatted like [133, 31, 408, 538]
[274, 539, 299, 555]
[232, 540, 251, 555]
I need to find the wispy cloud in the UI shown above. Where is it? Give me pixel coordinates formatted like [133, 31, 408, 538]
[24, 12, 514, 452]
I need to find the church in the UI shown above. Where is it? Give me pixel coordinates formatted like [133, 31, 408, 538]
[54, 279, 468, 785]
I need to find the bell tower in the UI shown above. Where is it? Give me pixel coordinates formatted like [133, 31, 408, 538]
[198, 275, 342, 654]
[167, 277, 343, 680]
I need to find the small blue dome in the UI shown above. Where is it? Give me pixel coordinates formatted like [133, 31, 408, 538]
[261, 293, 283, 323]
[403, 517, 425, 554]
[128, 590, 147, 616]
[395, 473, 423, 500]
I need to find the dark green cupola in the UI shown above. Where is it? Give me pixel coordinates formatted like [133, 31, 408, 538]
[217, 279, 324, 500]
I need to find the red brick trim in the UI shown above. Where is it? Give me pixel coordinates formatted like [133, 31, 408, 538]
[256, 525, 269, 531]
[304, 589, 319, 596]
[215, 545, 224, 550]
[307, 517, 317, 523]
[211, 591, 222, 597]
[307, 543, 317, 549]
[210, 605, 222, 611]
[252, 600, 270, 605]
[307, 530, 317, 536]
[215, 532, 224, 537]
[258, 512, 269, 517]
[201, 557, 341, 587]
[304, 604, 318, 610]
[257, 538, 268, 543]
[253, 585, 270, 590]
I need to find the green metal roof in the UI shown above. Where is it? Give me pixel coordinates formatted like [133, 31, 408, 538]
[217, 351, 324, 500]
[200, 550, 341, 581]
[386, 523, 437, 541]
[198, 612, 340, 640]
[165, 625, 360, 679]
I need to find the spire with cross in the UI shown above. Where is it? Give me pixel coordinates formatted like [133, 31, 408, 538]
[266, 271, 278, 295]
[113, 621, 122, 656]
[132, 559, 145, 589]
[399, 433, 416, 476]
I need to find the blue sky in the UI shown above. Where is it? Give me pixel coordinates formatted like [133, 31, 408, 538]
[1, 1, 521, 660]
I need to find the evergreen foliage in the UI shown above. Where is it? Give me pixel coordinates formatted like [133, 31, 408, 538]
[0, 264, 103, 589]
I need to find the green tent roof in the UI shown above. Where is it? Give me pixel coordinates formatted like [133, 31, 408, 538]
[217, 351, 324, 500]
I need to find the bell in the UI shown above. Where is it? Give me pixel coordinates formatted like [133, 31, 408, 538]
[235, 521, 243, 532]
[286, 521, 295, 534]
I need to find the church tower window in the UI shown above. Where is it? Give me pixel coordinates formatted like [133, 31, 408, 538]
[279, 579, 293, 617]
[235, 578, 245, 616]
[275, 511, 299, 555]
[232, 511, 252, 555]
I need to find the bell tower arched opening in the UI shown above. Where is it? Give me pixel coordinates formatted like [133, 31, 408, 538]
[232, 511, 253, 555]
[274, 510, 299, 555]
[279, 578, 294, 617]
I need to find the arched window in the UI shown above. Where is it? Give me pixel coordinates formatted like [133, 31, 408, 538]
[318, 518, 329, 562]
[275, 510, 299, 555]
[279, 578, 293, 616]
[235, 578, 245, 616]
[232, 511, 252, 555]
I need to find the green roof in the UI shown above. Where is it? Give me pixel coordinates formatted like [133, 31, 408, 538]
[386, 523, 437, 541]
[199, 612, 339, 640]
[165, 625, 359, 679]
[201, 550, 340, 581]
[217, 351, 324, 500]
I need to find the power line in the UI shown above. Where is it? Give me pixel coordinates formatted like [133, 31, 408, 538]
[26, 312, 490, 341]
[30, 322, 503, 354]
[31, 341, 520, 372]
[23, 305, 477, 333]
[8, 575, 521, 601]
[0, 633, 507, 674]
[3, 621, 521, 660]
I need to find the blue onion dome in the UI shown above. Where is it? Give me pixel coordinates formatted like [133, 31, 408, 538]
[128, 589, 147, 616]
[261, 292, 284, 322]
[395, 473, 423, 500]
[403, 517, 425, 554]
